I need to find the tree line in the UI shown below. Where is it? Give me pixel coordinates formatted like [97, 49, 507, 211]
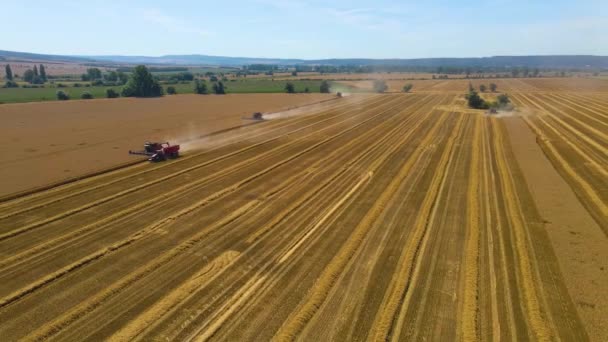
[3, 64, 48, 87]
[53, 65, 230, 100]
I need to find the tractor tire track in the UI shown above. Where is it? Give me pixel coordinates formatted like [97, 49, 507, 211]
[0, 95, 378, 218]
[373, 112, 466, 341]
[273, 106, 452, 341]
[0, 96, 414, 310]
[0, 96, 411, 273]
[491, 117, 553, 340]
[0, 95, 388, 230]
[42, 95, 444, 342]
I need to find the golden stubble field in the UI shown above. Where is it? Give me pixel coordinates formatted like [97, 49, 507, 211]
[337, 77, 608, 94]
[0, 78, 606, 341]
[0, 93, 333, 196]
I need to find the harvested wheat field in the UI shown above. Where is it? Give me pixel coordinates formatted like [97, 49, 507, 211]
[0, 88, 606, 340]
[0, 93, 333, 196]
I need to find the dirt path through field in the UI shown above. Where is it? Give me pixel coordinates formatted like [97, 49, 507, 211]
[504, 116, 608, 341]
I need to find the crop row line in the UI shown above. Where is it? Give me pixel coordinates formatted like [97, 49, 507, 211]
[373, 112, 467, 341]
[0, 95, 397, 241]
[274, 103, 453, 340]
[17, 95, 432, 340]
[491, 117, 553, 340]
[0, 95, 377, 217]
[177, 95, 449, 341]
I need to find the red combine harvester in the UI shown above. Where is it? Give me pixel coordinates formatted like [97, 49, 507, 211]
[129, 141, 180, 162]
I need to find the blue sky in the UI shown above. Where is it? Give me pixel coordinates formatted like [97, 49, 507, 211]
[3, 0, 607, 59]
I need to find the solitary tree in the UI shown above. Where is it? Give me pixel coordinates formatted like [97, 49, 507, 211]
[166, 86, 177, 95]
[56, 90, 70, 100]
[121, 65, 163, 97]
[39, 64, 47, 82]
[194, 79, 208, 94]
[5, 64, 13, 80]
[402, 83, 413, 93]
[33, 65, 39, 77]
[468, 82, 475, 92]
[291, 71, 298, 77]
[285, 82, 295, 93]
[373, 79, 388, 93]
[320, 80, 331, 93]
[81, 92, 94, 99]
[23, 69, 35, 83]
[212, 81, 226, 94]
[479, 84, 487, 92]
[489, 83, 497, 92]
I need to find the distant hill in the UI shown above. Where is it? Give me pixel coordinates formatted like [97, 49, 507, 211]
[89, 54, 305, 66]
[0, 50, 94, 63]
[1, 50, 607, 69]
[305, 56, 608, 69]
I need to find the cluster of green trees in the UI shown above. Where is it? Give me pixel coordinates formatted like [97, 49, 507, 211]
[107, 66, 226, 99]
[80, 68, 128, 86]
[212, 81, 226, 94]
[104, 70, 128, 84]
[174, 72, 194, 81]
[193, 78, 225, 95]
[402, 83, 413, 92]
[465, 85, 511, 111]
[283, 80, 331, 94]
[81, 68, 102, 81]
[477, 83, 498, 92]
[21, 64, 47, 84]
[194, 79, 208, 94]
[121, 65, 164, 97]
[54, 90, 95, 100]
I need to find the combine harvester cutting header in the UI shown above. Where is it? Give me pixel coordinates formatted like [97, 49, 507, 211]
[129, 141, 180, 162]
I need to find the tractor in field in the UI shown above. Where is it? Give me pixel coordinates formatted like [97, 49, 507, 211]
[252, 112, 264, 120]
[129, 141, 180, 162]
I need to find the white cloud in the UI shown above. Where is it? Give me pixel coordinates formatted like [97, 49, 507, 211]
[142, 9, 212, 37]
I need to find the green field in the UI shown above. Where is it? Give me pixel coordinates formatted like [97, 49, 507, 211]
[221, 79, 324, 93]
[0, 80, 331, 103]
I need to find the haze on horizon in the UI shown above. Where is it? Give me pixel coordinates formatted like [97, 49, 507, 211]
[3, 0, 607, 59]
